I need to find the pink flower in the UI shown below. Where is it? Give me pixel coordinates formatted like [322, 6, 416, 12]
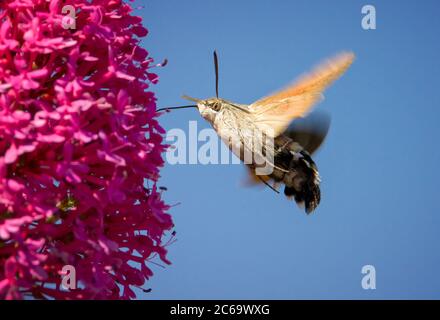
[0, 0, 173, 299]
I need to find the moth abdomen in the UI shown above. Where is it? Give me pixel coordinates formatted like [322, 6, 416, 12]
[272, 136, 321, 214]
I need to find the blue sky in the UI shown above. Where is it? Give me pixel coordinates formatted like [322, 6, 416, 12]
[136, 0, 440, 299]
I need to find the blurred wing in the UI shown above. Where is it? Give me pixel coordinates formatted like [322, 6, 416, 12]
[249, 52, 354, 137]
[283, 111, 331, 155]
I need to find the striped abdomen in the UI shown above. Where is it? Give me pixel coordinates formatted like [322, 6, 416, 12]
[270, 134, 321, 214]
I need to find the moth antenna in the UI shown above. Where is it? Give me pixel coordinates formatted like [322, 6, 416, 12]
[214, 50, 219, 98]
[181, 95, 201, 103]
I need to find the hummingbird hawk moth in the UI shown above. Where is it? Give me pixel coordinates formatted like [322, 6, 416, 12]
[160, 51, 354, 213]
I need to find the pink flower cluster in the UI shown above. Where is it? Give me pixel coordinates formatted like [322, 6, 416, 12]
[0, 0, 173, 299]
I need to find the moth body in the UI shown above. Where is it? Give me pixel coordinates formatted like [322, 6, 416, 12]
[196, 98, 321, 213]
[182, 51, 354, 214]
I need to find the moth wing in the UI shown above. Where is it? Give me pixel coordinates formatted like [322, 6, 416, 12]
[283, 111, 331, 155]
[248, 52, 354, 137]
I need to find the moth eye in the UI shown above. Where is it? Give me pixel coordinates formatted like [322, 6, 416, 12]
[211, 103, 220, 111]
